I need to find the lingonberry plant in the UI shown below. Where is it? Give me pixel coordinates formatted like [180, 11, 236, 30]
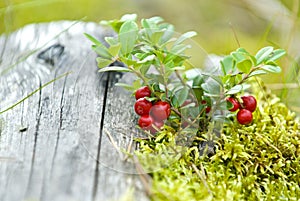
[85, 13, 285, 133]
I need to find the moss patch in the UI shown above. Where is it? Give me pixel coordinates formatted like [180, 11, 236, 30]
[135, 84, 300, 201]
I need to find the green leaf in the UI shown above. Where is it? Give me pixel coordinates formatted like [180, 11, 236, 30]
[115, 83, 135, 91]
[248, 69, 267, 77]
[122, 57, 139, 68]
[139, 64, 150, 76]
[236, 47, 250, 54]
[98, 66, 132, 73]
[171, 66, 185, 71]
[100, 14, 137, 33]
[184, 69, 202, 80]
[100, 20, 123, 33]
[255, 46, 274, 64]
[108, 43, 121, 57]
[119, 20, 138, 55]
[137, 54, 156, 64]
[192, 75, 204, 87]
[174, 86, 189, 107]
[147, 16, 164, 24]
[141, 19, 154, 36]
[92, 45, 112, 60]
[201, 79, 222, 96]
[260, 65, 281, 73]
[120, 13, 137, 21]
[160, 24, 174, 45]
[220, 55, 235, 75]
[267, 49, 286, 62]
[84, 33, 103, 46]
[171, 44, 191, 55]
[173, 31, 197, 46]
[226, 84, 243, 95]
[171, 86, 189, 107]
[237, 59, 252, 74]
[105, 37, 119, 46]
[231, 52, 246, 63]
[86, 33, 112, 59]
[150, 31, 164, 44]
[132, 79, 142, 89]
[96, 58, 113, 68]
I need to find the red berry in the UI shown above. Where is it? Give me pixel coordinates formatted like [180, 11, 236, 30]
[205, 107, 211, 113]
[201, 100, 211, 113]
[138, 115, 153, 129]
[201, 100, 207, 105]
[237, 109, 253, 125]
[134, 98, 152, 116]
[241, 95, 257, 112]
[227, 97, 240, 112]
[150, 101, 171, 121]
[135, 86, 151, 100]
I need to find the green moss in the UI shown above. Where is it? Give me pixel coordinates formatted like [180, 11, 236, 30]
[135, 83, 300, 201]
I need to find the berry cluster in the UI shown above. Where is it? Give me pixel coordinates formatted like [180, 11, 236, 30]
[227, 95, 257, 125]
[134, 86, 171, 134]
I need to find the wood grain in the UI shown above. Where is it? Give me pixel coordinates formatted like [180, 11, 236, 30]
[0, 21, 148, 201]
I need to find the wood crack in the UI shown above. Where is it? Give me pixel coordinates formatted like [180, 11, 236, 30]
[39, 74, 68, 201]
[25, 75, 43, 197]
[92, 72, 110, 201]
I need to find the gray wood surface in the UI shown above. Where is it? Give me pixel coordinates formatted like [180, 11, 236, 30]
[0, 21, 148, 201]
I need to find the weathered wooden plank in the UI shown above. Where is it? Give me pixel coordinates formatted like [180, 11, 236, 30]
[94, 72, 148, 201]
[0, 21, 148, 201]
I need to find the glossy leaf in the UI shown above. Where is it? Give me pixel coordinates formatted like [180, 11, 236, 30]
[98, 66, 132, 73]
[255, 46, 274, 64]
[108, 44, 121, 57]
[226, 84, 243, 95]
[173, 31, 197, 46]
[101, 14, 137, 33]
[184, 69, 202, 80]
[93, 45, 112, 60]
[221, 55, 235, 75]
[171, 44, 192, 55]
[237, 59, 252, 74]
[174, 86, 190, 107]
[160, 24, 175, 45]
[119, 20, 138, 55]
[96, 58, 112, 68]
[150, 31, 165, 44]
[105, 37, 119, 46]
[120, 13, 138, 21]
[100, 20, 123, 33]
[137, 55, 156, 64]
[236, 47, 250, 54]
[248, 69, 267, 77]
[201, 79, 222, 96]
[84, 33, 103, 46]
[231, 52, 246, 63]
[260, 65, 281, 73]
[267, 49, 286, 62]
[115, 83, 135, 91]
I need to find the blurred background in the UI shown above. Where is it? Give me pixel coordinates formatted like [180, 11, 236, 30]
[0, 0, 300, 113]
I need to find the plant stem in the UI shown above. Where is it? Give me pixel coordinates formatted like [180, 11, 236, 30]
[236, 65, 262, 86]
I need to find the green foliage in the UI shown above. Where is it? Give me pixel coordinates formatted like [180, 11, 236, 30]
[86, 14, 197, 98]
[86, 15, 297, 200]
[86, 14, 286, 127]
[135, 83, 300, 200]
